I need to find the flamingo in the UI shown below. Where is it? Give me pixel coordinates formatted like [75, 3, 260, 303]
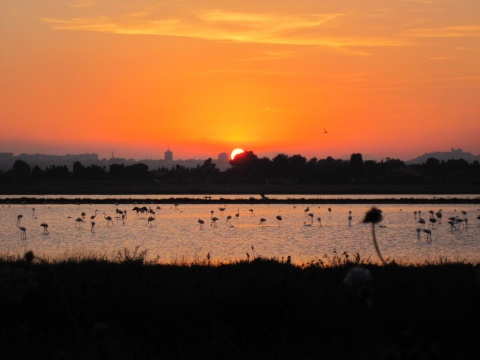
[249, 209, 255, 216]
[317, 217, 322, 226]
[197, 219, 205, 228]
[456, 217, 465, 229]
[447, 220, 456, 231]
[103, 213, 114, 226]
[219, 205, 227, 213]
[19, 226, 27, 239]
[17, 214, 23, 226]
[226, 215, 232, 224]
[328, 207, 332, 214]
[91, 221, 96, 232]
[416, 227, 422, 238]
[419, 218, 426, 228]
[235, 209, 240, 220]
[276, 215, 283, 225]
[259, 218, 267, 225]
[75, 217, 84, 226]
[303, 221, 312, 227]
[211, 217, 219, 227]
[348, 211, 353, 226]
[147, 216, 155, 226]
[308, 213, 314, 224]
[40, 223, 49, 234]
[423, 229, 432, 240]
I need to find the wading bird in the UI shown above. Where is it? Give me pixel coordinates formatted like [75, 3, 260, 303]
[259, 218, 267, 225]
[19, 226, 27, 239]
[147, 216, 155, 226]
[423, 229, 432, 240]
[211, 217, 219, 227]
[103, 213, 114, 226]
[276, 215, 282, 225]
[40, 223, 49, 234]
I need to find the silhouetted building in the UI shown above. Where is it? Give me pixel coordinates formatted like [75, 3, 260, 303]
[165, 147, 173, 162]
[218, 152, 229, 163]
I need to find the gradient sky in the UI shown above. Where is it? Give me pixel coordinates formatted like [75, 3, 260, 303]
[1, 0, 479, 161]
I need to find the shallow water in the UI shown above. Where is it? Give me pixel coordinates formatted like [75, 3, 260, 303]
[1, 201, 479, 265]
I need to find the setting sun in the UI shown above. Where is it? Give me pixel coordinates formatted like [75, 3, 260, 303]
[231, 148, 244, 160]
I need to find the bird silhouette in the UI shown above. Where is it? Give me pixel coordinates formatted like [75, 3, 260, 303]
[147, 216, 155, 226]
[103, 213, 114, 226]
[197, 219, 205, 228]
[75, 217, 84, 226]
[276, 215, 283, 225]
[423, 229, 432, 240]
[17, 214, 23, 226]
[259, 218, 267, 225]
[226, 215, 232, 224]
[317, 217, 322, 226]
[19, 226, 27, 239]
[348, 211, 353, 225]
[40, 223, 49, 234]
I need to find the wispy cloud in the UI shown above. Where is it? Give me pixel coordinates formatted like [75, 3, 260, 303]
[42, 8, 407, 50]
[406, 25, 480, 38]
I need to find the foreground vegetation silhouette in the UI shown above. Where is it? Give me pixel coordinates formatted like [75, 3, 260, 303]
[1, 250, 480, 359]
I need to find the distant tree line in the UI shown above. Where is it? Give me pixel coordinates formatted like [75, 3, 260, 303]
[1, 152, 479, 186]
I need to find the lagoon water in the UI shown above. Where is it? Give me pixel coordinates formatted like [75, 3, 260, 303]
[1, 195, 479, 265]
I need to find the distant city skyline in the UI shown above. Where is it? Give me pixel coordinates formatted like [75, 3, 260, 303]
[1, 147, 479, 164]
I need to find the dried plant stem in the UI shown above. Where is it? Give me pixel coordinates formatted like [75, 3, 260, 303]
[371, 224, 386, 266]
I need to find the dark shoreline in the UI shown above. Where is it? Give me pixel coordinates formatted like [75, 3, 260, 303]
[1, 183, 480, 204]
[1, 196, 480, 205]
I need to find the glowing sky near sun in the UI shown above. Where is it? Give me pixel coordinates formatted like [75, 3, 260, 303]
[0, 0, 479, 160]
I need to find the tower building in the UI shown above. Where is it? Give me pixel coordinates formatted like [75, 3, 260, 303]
[165, 147, 173, 162]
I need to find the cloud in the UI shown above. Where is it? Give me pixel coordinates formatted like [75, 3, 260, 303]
[42, 8, 407, 50]
[406, 25, 480, 38]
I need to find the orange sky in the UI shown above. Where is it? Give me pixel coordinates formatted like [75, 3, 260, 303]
[1, 0, 479, 161]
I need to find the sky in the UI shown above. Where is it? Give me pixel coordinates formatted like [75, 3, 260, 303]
[1, 0, 479, 161]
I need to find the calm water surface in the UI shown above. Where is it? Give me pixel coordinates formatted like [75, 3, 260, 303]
[1, 199, 479, 265]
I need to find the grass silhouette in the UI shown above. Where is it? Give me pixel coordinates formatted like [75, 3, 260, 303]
[1, 250, 479, 359]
